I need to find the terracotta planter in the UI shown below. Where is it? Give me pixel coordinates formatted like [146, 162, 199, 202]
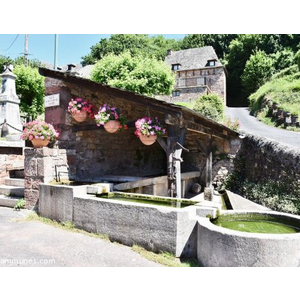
[139, 134, 157, 146]
[31, 138, 50, 148]
[103, 120, 120, 133]
[72, 111, 87, 122]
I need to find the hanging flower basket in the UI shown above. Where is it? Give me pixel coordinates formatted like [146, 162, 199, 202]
[95, 104, 127, 133]
[135, 116, 166, 146]
[21, 120, 59, 148]
[103, 120, 121, 133]
[72, 110, 88, 122]
[68, 98, 95, 122]
[139, 134, 157, 146]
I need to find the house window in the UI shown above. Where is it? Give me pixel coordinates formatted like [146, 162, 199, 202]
[172, 64, 181, 71]
[207, 60, 216, 67]
[172, 90, 180, 97]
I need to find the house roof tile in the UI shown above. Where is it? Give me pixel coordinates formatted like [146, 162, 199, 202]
[165, 46, 223, 70]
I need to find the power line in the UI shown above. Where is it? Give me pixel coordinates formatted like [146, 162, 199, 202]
[1, 34, 20, 51]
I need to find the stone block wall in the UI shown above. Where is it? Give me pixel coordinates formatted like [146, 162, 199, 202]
[239, 134, 300, 185]
[42, 75, 238, 194]
[160, 66, 226, 104]
[24, 147, 76, 209]
[44, 80, 168, 181]
[0, 145, 24, 184]
[207, 68, 226, 103]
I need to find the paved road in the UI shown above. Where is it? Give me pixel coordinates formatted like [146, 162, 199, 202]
[225, 107, 300, 148]
[0, 207, 162, 267]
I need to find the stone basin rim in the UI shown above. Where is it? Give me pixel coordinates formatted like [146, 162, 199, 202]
[200, 210, 300, 239]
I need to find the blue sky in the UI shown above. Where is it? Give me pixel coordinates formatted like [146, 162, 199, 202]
[0, 34, 187, 67]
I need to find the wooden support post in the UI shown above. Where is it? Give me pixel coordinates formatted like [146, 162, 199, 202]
[206, 135, 213, 188]
[174, 148, 182, 198]
[206, 149, 212, 188]
[204, 135, 213, 201]
[167, 136, 176, 198]
[162, 125, 187, 199]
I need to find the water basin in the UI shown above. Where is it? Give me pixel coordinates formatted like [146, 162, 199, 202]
[96, 192, 199, 208]
[212, 213, 300, 234]
[197, 211, 300, 266]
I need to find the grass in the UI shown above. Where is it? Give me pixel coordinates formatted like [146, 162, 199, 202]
[249, 69, 300, 130]
[25, 212, 110, 241]
[175, 101, 196, 110]
[131, 245, 200, 267]
[24, 212, 200, 267]
[249, 71, 300, 116]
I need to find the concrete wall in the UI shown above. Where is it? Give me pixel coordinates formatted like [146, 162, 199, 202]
[38, 183, 198, 257]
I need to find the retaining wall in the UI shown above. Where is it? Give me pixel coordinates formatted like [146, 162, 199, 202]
[241, 134, 300, 184]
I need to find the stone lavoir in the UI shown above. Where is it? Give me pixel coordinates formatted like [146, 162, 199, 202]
[22, 67, 240, 210]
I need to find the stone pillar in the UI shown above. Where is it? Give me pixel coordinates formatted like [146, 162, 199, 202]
[24, 147, 76, 209]
[0, 64, 22, 135]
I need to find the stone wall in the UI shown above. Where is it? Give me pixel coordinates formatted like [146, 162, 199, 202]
[44, 78, 168, 181]
[207, 67, 226, 103]
[24, 147, 76, 209]
[0, 143, 24, 184]
[41, 76, 239, 196]
[160, 67, 226, 104]
[239, 134, 300, 185]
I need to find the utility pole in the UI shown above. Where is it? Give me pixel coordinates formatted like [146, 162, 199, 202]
[54, 34, 58, 70]
[24, 34, 28, 66]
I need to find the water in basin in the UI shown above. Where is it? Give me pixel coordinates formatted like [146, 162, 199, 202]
[212, 213, 300, 234]
[97, 192, 198, 208]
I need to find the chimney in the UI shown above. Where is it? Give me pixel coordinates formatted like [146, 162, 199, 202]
[167, 49, 172, 56]
[66, 64, 76, 72]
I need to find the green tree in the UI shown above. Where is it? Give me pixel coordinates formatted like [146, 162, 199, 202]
[271, 49, 295, 72]
[241, 50, 275, 96]
[295, 50, 300, 71]
[82, 34, 180, 65]
[14, 65, 45, 119]
[180, 34, 237, 59]
[0, 55, 14, 73]
[225, 34, 300, 105]
[91, 52, 175, 96]
[193, 94, 224, 122]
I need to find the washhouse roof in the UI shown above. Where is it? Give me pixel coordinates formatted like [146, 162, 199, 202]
[39, 67, 238, 140]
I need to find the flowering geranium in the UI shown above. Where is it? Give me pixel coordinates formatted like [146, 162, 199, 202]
[21, 120, 59, 141]
[68, 98, 95, 119]
[134, 117, 166, 137]
[94, 104, 128, 130]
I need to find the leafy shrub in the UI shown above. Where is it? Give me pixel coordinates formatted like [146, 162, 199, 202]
[91, 52, 175, 96]
[223, 116, 240, 131]
[14, 65, 45, 119]
[226, 175, 300, 215]
[241, 50, 275, 96]
[193, 94, 224, 122]
[295, 50, 300, 71]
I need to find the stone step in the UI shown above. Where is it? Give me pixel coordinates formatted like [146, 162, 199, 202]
[0, 194, 21, 208]
[10, 170, 25, 179]
[4, 177, 25, 187]
[0, 185, 25, 197]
